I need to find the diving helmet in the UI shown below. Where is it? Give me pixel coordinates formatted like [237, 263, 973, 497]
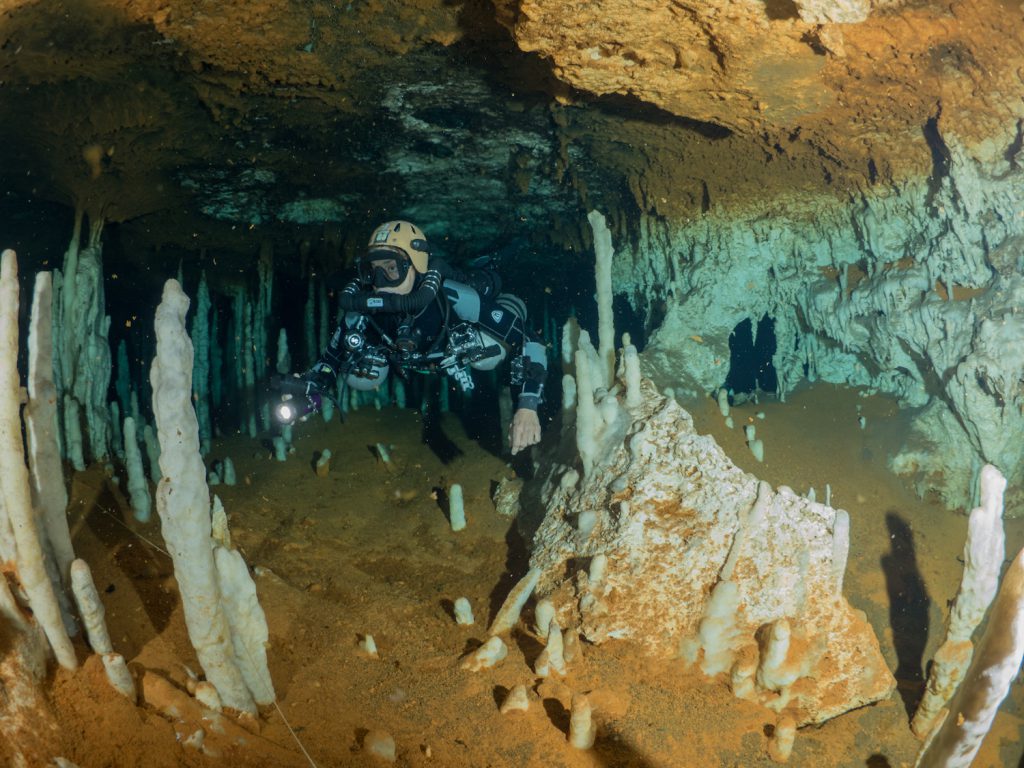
[358, 220, 430, 289]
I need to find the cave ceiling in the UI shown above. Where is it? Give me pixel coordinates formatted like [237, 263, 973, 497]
[0, 0, 1020, 274]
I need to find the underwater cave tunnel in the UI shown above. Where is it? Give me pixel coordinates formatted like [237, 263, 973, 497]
[0, 0, 1023, 766]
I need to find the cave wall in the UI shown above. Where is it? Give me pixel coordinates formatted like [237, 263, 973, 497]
[600, 126, 1024, 514]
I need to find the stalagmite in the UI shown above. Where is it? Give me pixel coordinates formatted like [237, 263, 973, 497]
[25, 272, 74, 582]
[568, 693, 596, 749]
[912, 464, 1007, 738]
[489, 568, 541, 635]
[0, 250, 77, 670]
[214, 545, 276, 705]
[564, 627, 581, 662]
[757, 619, 798, 693]
[243, 300, 257, 437]
[222, 457, 237, 486]
[499, 684, 529, 714]
[768, 716, 796, 763]
[623, 344, 642, 408]
[534, 598, 556, 639]
[363, 730, 396, 763]
[588, 210, 616, 389]
[151, 278, 258, 714]
[916, 546, 1024, 768]
[109, 401, 123, 460]
[562, 373, 576, 411]
[255, 243, 273, 387]
[689, 580, 742, 675]
[56, 214, 112, 464]
[124, 417, 151, 523]
[359, 634, 379, 658]
[449, 484, 466, 532]
[315, 450, 332, 478]
[69, 559, 113, 653]
[683, 483, 771, 674]
[276, 327, 291, 375]
[831, 510, 850, 597]
[461, 636, 507, 671]
[575, 333, 598, 476]
[718, 388, 730, 417]
[64, 395, 86, 471]
[454, 597, 474, 626]
[272, 436, 287, 462]
[101, 653, 136, 701]
[535, 618, 566, 676]
[730, 653, 758, 700]
[750, 439, 765, 462]
[211, 496, 231, 548]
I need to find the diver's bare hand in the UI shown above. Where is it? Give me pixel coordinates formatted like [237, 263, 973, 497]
[509, 408, 541, 455]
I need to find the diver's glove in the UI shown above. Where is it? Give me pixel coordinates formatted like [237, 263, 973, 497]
[302, 363, 337, 396]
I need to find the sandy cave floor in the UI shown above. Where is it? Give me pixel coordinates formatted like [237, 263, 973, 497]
[47, 382, 1024, 768]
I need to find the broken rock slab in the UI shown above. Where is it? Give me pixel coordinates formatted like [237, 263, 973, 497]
[528, 381, 895, 726]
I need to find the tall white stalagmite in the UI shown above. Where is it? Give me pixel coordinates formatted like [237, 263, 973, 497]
[25, 272, 74, 583]
[912, 464, 1007, 738]
[214, 546, 275, 705]
[70, 559, 135, 701]
[916, 546, 1024, 768]
[69, 559, 113, 653]
[0, 250, 77, 670]
[587, 210, 616, 390]
[151, 278, 257, 714]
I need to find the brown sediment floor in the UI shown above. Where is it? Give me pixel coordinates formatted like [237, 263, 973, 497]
[51, 382, 1024, 767]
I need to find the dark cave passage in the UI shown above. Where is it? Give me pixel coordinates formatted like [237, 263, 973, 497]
[724, 314, 777, 395]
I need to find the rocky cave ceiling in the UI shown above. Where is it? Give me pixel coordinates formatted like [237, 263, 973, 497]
[0, 0, 1021, 279]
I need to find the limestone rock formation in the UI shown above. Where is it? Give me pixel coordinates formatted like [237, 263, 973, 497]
[528, 380, 895, 726]
[623, 130, 1024, 513]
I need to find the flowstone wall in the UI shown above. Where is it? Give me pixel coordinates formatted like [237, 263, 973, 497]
[619, 134, 1024, 514]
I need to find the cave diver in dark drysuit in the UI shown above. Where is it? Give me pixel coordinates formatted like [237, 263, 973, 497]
[294, 220, 547, 455]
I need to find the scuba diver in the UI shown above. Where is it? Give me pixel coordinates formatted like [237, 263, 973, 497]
[294, 220, 547, 455]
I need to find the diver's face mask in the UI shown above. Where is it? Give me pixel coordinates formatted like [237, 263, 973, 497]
[358, 249, 412, 290]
